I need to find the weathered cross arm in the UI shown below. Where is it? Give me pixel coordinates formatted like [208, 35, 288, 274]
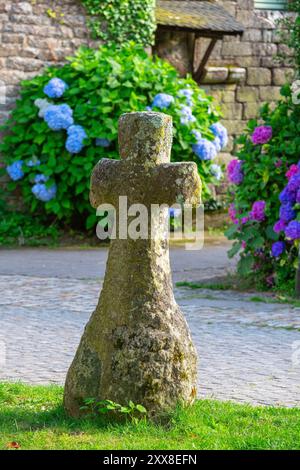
[90, 158, 122, 207]
[151, 162, 202, 207]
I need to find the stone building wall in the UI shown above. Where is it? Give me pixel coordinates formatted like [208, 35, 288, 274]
[203, 0, 294, 161]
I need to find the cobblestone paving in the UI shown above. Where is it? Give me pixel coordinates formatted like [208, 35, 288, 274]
[0, 275, 299, 407]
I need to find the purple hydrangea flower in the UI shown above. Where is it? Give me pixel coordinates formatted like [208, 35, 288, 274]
[241, 216, 250, 224]
[210, 122, 228, 149]
[250, 200, 266, 222]
[227, 160, 243, 185]
[192, 138, 217, 161]
[6, 161, 24, 181]
[210, 164, 223, 181]
[296, 189, 300, 204]
[32, 183, 57, 202]
[44, 78, 68, 98]
[95, 138, 111, 148]
[279, 202, 296, 222]
[271, 241, 285, 257]
[152, 93, 174, 109]
[44, 104, 73, 131]
[251, 126, 272, 145]
[273, 220, 286, 233]
[65, 125, 87, 154]
[285, 220, 300, 240]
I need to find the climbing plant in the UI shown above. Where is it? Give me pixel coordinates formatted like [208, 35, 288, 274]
[81, 0, 156, 46]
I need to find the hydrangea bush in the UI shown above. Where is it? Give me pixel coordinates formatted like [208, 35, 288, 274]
[225, 84, 300, 289]
[1, 43, 226, 229]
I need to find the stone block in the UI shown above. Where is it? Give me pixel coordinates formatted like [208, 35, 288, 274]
[243, 102, 261, 119]
[259, 86, 282, 101]
[236, 86, 259, 103]
[227, 67, 246, 84]
[222, 41, 253, 57]
[202, 67, 229, 84]
[247, 68, 272, 86]
[221, 103, 243, 120]
[273, 68, 295, 86]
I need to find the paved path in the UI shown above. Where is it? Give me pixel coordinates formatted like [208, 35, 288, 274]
[0, 244, 300, 407]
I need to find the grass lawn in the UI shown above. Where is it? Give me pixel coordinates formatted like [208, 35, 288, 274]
[0, 383, 300, 450]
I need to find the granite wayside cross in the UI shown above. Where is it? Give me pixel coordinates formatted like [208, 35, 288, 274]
[64, 112, 201, 417]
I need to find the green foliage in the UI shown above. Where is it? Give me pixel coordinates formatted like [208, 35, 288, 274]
[1, 383, 300, 450]
[81, 0, 156, 46]
[0, 43, 221, 229]
[0, 195, 58, 247]
[278, 0, 300, 72]
[225, 86, 300, 289]
[81, 398, 147, 422]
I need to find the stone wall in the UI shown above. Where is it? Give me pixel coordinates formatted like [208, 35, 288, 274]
[0, 0, 99, 129]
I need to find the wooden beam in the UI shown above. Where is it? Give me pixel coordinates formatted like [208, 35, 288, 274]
[193, 37, 218, 83]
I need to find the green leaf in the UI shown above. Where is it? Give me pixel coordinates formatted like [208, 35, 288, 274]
[238, 256, 254, 276]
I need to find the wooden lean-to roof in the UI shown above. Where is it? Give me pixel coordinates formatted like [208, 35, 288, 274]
[156, 0, 244, 38]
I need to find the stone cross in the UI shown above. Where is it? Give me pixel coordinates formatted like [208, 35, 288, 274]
[64, 112, 201, 417]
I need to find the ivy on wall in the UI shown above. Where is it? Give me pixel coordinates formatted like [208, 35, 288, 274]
[81, 0, 156, 46]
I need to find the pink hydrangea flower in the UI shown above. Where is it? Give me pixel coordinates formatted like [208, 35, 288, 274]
[286, 164, 299, 180]
[228, 203, 239, 224]
[251, 126, 272, 145]
[274, 159, 283, 168]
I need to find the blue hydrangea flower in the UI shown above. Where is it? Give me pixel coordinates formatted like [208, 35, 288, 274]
[279, 202, 296, 223]
[152, 93, 174, 109]
[179, 105, 196, 125]
[213, 136, 222, 152]
[279, 186, 296, 204]
[191, 129, 202, 141]
[34, 98, 52, 118]
[27, 157, 41, 167]
[178, 88, 193, 106]
[287, 173, 300, 193]
[66, 125, 87, 154]
[6, 161, 24, 181]
[32, 183, 57, 202]
[285, 220, 300, 240]
[210, 164, 223, 181]
[271, 241, 285, 258]
[169, 207, 182, 218]
[34, 174, 48, 183]
[44, 104, 74, 131]
[95, 138, 111, 148]
[145, 106, 152, 111]
[192, 138, 217, 161]
[210, 122, 228, 149]
[44, 78, 68, 99]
